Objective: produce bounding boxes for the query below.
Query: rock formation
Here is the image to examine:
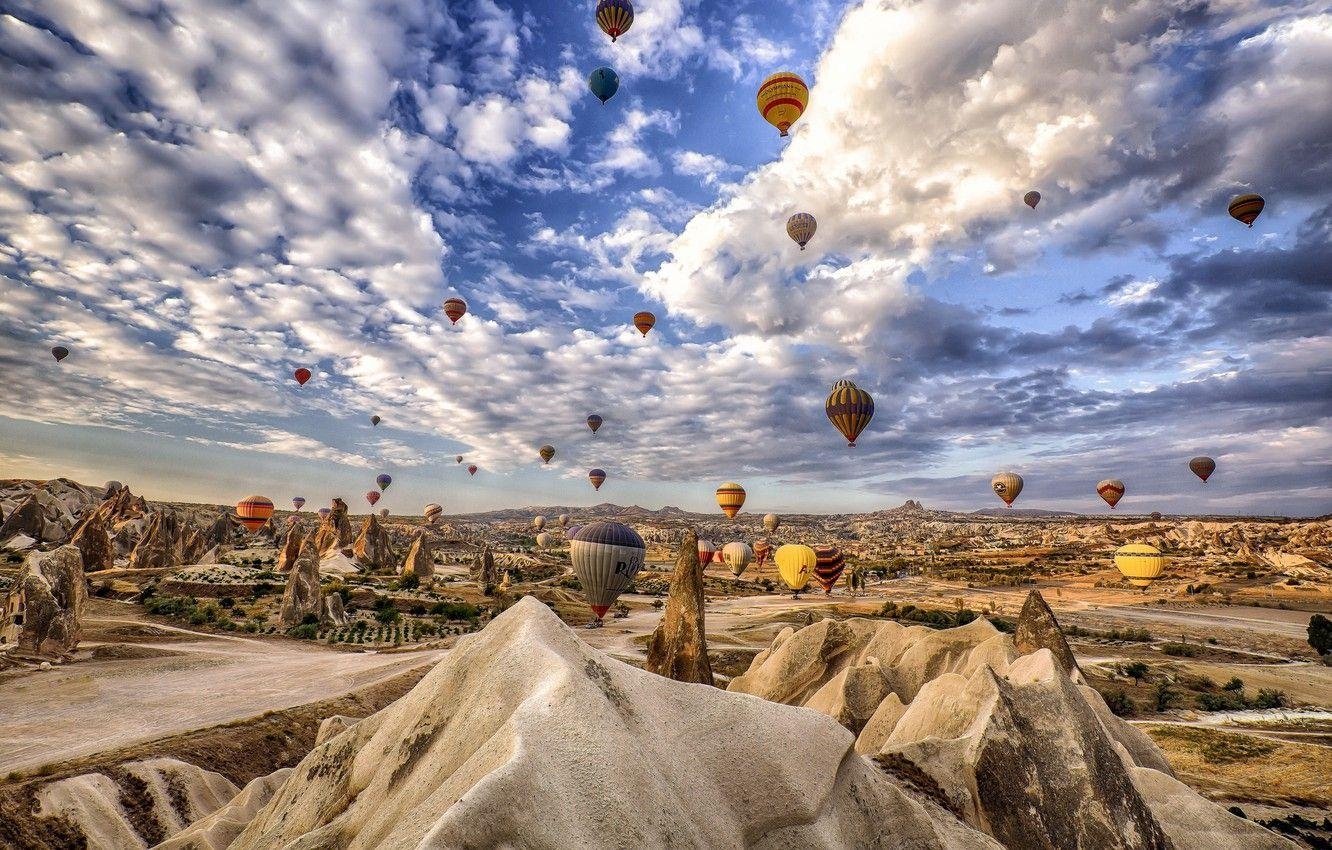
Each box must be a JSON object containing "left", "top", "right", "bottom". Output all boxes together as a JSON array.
[
  {"left": 3, "top": 545, "right": 87, "bottom": 661},
  {"left": 645, "top": 529, "right": 713, "bottom": 685},
  {"left": 69, "top": 510, "right": 115, "bottom": 573},
  {"left": 128, "top": 510, "right": 180, "bottom": 570},
  {"left": 1014, "top": 589, "right": 1080, "bottom": 676},
  {"left": 400, "top": 533, "right": 434, "bottom": 582},
  {"left": 331, "top": 498, "right": 353, "bottom": 547},
  {"left": 321, "top": 592, "right": 349, "bottom": 627},
  {"left": 0, "top": 495, "right": 45, "bottom": 544},
  {"left": 276, "top": 525, "right": 305, "bottom": 573},
  {"left": 352, "top": 515, "right": 394, "bottom": 572},
  {"left": 221, "top": 598, "right": 998, "bottom": 849},
  {"left": 278, "top": 541, "right": 322, "bottom": 629}
]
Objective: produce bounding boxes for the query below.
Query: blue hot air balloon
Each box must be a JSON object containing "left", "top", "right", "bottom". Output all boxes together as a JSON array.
[
  {"left": 376, "top": 473, "right": 392, "bottom": 492},
  {"left": 589, "top": 67, "right": 619, "bottom": 105}
]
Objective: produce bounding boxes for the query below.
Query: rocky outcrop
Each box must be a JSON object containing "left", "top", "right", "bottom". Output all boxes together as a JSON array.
[
  {"left": 157, "top": 768, "right": 292, "bottom": 850},
  {"left": 645, "top": 529, "right": 713, "bottom": 685},
  {"left": 3, "top": 545, "right": 86, "bottom": 660},
  {"left": 308, "top": 499, "right": 352, "bottom": 557},
  {"left": 278, "top": 541, "right": 322, "bottom": 629},
  {"left": 0, "top": 495, "right": 45, "bottom": 544},
  {"left": 128, "top": 510, "right": 180, "bottom": 570},
  {"left": 352, "top": 515, "right": 394, "bottom": 572},
  {"left": 1014, "top": 589, "right": 1080, "bottom": 677},
  {"left": 276, "top": 526, "right": 304, "bottom": 573},
  {"left": 69, "top": 510, "right": 115, "bottom": 573},
  {"left": 223, "top": 598, "right": 998, "bottom": 849},
  {"left": 400, "top": 533, "right": 434, "bottom": 582},
  {"left": 321, "top": 592, "right": 349, "bottom": 627},
  {"left": 315, "top": 715, "right": 359, "bottom": 746}
]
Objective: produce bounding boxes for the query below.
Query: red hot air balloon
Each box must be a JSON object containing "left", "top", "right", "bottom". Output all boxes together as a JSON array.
[
  {"left": 588, "top": 468, "right": 607, "bottom": 490},
  {"left": 293, "top": 368, "right": 311, "bottom": 385},
  {"left": 443, "top": 297, "right": 467, "bottom": 325},
  {"left": 813, "top": 545, "right": 846, "bottom": 595},
  {"left": 467, "top": 465, "right": 478, "bottom": 476},
  {"left": 235, "top": 496, "right": 275, "bottom": 533},
  {"left": 365, "top": 491, "right": 381, "bottom": 506},
  {"left": 633, "top": 311, "right": 656, "bottom": 337}
]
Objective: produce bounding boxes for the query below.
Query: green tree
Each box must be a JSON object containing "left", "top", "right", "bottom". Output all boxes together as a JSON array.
[
  {"left": 1308, "top": 614, "right": 1332, "bottom": 656},
  {"left": 1152, "top": 680, "right": 1177, "bottom": 712},
  {"left": 1123, "top": 661, "right": 1149, "bottom": 684},
  {"left": 1222, "top": 677, "right": 1244, "bottom": 692}
]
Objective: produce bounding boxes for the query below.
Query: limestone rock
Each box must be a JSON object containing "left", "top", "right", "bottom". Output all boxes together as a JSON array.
[
  {"left": 205, "top": 512, "right": 234, "bottom": 548},
  {"left": 129, "top": 510, "right": 180, "bottom": 570},
  {"left": 352, "top": 515, "right": 395, "bottom": 572},
  {"left": 157, "top": 768, "right": 292, "bottom": 850},
  {"left": 315, "top": 715, "right": 359, "bottom": 746},
  {"left": 330, "top": 498, "right": 353, "bottom": 547},
  {"left": 276, "top": 525, "right": 305, "bottom": 573},
  {"left": 3, "top": 545, "right": 86, "bottom": 660},
  {"left": 278, "top": 541, "right": 322, "bottom": 629},
  {"left": 645, "top": 529, "right": 713, "bottom": 685},
  {"left": 400, "top": 533, "right": 434, "bottom": 581},
  {"left": 321, "top": 592, "right": 349, "bottom": 627},
  {"left": 0, "top": 495, "right": 45, "bottom": 543},
  {"left": 1014, "top": 589, "right": 1080, "bottom": 677},
  {"left": 225, "top": 598, "right": 998, "bottom": 849},
  {"left": 70, "top": 510, "right": 116, "bottom": 573}
]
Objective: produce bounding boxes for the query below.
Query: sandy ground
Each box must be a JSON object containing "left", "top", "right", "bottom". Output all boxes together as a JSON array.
[{"left": 0, "top": 615, "right": 445, "bottom": 776}]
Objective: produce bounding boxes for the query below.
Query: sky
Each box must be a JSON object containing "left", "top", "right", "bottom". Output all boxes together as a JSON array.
[{"left": 0, "top": 0, "right": 1329, "bottom": 518}]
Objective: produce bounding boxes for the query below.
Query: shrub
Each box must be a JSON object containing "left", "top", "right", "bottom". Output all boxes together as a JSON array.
[
  {"left": 429, "top": 601, "right": 479, "bottom": 620},
  {"left": 288, "top": 623, "right": 318, "bottom": 640},
  {"left": 399, "top": 574, "right": 420, "bottom": 590},
  {"left": 1162, "top": 642, "right": 1197, "bottom": 657},
  {"left": 1123, "top": 661, "right": 1149, "bottom": 684},
  {"left": 1152, "top": 681, "right": 1177, "bottom": 712},
  {"left": 1308, "top": 614, "right": 1332, "bottom": 656},
  {"left": 1099, "top": 688, "right": 1135, "bottom": 717},
  {"left": 1197, "top": 692, "right": 1246, "bottom": 711},
  {"left": 1252, "top": 688, "right": 1286, "bottom": 709},
  {"left": 1223, "top": 677, "right": 1244, "bottom": 692},
  {"left": 219, "top": 597, "right": 235, "bottom": 609},
  {"left": 375, "top": 606, "right": 400, "bottom": 624}
]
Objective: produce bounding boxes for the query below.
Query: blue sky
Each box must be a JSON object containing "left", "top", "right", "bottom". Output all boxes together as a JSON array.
[{"left": 0, "top": 0, "right": 1329, "bottom": 517}]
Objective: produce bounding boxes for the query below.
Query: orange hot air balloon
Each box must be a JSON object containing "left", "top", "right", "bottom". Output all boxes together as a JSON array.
[
  {"left": 539, "top": 445, "right": 556, "bottom": 464},
  {"left": 1227, "top": 194, "right": 1264, "bottom": 227},
  {"left": 633, "top": 311, "right": 656, "bottom": 337},
  {"left": 825, "top": 379, "right": 874, "bottom": 447},
  {"left": 443, "top": 297, "right": 467, "bottom": 324},
  {"left": 1096, "top": 479, "right": 1125, "bottom": 509},
  {"left": 293, "top": 368, "right": 311, "bottom": 385},
  {"left": 588, "top": 468, "right": 607, "bottom": 490},
  {"left": 756, "top": 72, "right": 808, "bottom": 137},
  {"left": 235, "top": 495, "right": 275, "bottom": 532},
  {"left": 716, "top": 482, "right": 746, "bottom": 518}
]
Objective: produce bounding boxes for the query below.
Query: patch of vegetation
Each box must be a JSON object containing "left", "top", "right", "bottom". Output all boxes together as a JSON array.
[
  {"left": 1064, "top": 624, "right": 1153, "bottom": 643},
  {"left": 1098, "top": 688, "right": 1135, "bottom": 717},
  {"left": 877, "top": 601, "right": 977, "bottom": 629},
  {"left": 428, "top": 601, "right": 479, "bottom": 620},
  {"left": 1162, "top": 642, "right": 1198, "bottom": 657},
  {"left": 288, "top": 623, "right": 318, "bottom": 640}
]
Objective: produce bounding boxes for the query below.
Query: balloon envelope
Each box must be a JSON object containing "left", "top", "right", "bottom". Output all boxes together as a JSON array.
[
  {"left": 697, "top": 539, "right": 716, "bottom": 565},
  {"left": 775, "top": 544, "right": 815, "bottom": 591},
  {"left": 1189, "top": 456, "right": 1215, "bottom": 482},
  {"left": 443, "top": 297, "right": 467, "bottom": 324},
  {"left": 786, "top": 213, "right": 816, "bottom": 250},
  {"left": 763, "top": 513, "right": 780, "bottom": 533},
  {"left": 235, "top": 495, "right": 274, "bottom": 533},
  {"left": 722, "top": 541, "right": 753, "bottom": 578},
  {"left": 292, "top": 496, "right": 306, "bottom": 511},
  {"left": 371, "top": 415, "right": 381, "bottom": 426},
  {"left": 633, "top": 311, "right": 656, "bottom": 337},
  {"left": 376, "top": 474, "right": 392, "bottom": 491},
  {"left": 293, "top": 368, "right": 311, "bottom": 385},
  {"left": 1096, "top": 479, "right": 1125, "bottom": 509},
  {"left": 826, "top": 380, "right": 874, "bottom": 447},
  {"left": 51, "top": 346, "right": 69, "bottom": 362},
  {"left": 716, "top": 482, "right": 746, "bottom": 518},
  {"left": 365, "top": 491, "right": 380, "bottom": 506},
  {"left": 586, "top": 414, "right": 603, "bottom": 435},
  {"left": 991, "top": 472, "right": 1024, "bottom": 506},
  {"left": 756, "top": 72, "right": 808, "bottom": 137},
  {"left": 536, "top": 532, "right": 553, "bottom": 549},
  {"left": 595, "top": 0, "right": 633, "bottom": 41},
  {"left": 753, "top": 538, "right": 772, "bottom": 567},
  {"left": 424, "top": 503, "right": 443, "bottom": 524},
  {"left": 1227, "top": 194, "right": 1264, "bottom": 227},
  {"left": 1114, "top": 544, "right": 1166, "bottom": 587},
  {"left": 468, "top": 465, "right": 478, "bottom": 476},
  {"left": 588, "top": 468, "right": 607, "bottom": 490},
  {"left": 533, "top": 515, "right": 547, "bottom": 531},
  {"left": 455, "top": 455, "right": 464, "bottom": 464},
  {"left": 1024, "top": 190, "right": 1041, "bottom": 209},
  {"left": 588, "top": 67, "right": 619, "bottom": 104},
  {"left": 569, "top": 521, "right": 645, "bottom": 619},
  {"left": 813, "top": 545, "right": 846, "bottom": 594},
  {"left": 539, "top": 445, "right": 556, "bottom": 464},
  {"left": 318, "top": 507, "right": 331, "bottom": 519},
  {"left": 558, "top": 514, "right": 570, "bottom": 527}
]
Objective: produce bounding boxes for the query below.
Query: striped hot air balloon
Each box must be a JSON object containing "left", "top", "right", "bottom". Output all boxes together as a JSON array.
[
  {"left": 443, "top": 297, "right": 467, "bottom": 324},
  {"left": 1114, "top": 544, "right": 1167, "bottom": 588},
  {"left": 826, "top": 379, "right": 874, "bottom": 447},
  {"left": 716, "top": 482, "right": 746, "bottom": 518},
  {"left": 775, "top": 544, "right": 815, "bottom": 593},
  {"left": 712, "top": 549, "right": 727, "bottom": 565},
  {"left": 235, "top": 496, "right": 275, "bottom": 533},
  {"left": 569, "top": 521, "right": 645, "bottom": 624},
  {"left": 753, "top": 538, "right": 772, "bottom": 568},
  {"left": 1189, "top": 456, "right": 1215, "bottom": 483},
  {"left": 813, "top": 545, "right": 845, "bottom": 595},
  {"left": 424, "top": 503, "right": 442, "bottom": 525},
  {"left": 291, "top": 497, "right": 306, "bottom": 511},
  {"left": 539, "top": 445, "right": 555, "bottom": 464},
  {"left": 1227, "top": 194, "right": 1264, "bottom": 227},
  {"left": 588, "top": 468, "right": 607, "bottom": 490},
  {"left": 722, "top": 541, "right": 753, "bottom": 578},
  {"left": 566, "top": 524, "right": 583, "bottom": 539},
  {"left": 756, "top": 72, "right": 808, "bottom": 137},
  {"left": 595, "top": 0, "right": 633, "bottom": 41},
  {"left": 786, "top": 213, "right": 817, "bottom": 250},
  {"left": 1024, "top": 190, "right": 1041, "bottom": 209},
  {"left": 587, "top": 414, "right": 603, "bottom": 435},
  {"left": 698, "top": 539, "right": 716, "bottom": 566},
  {"left": 633, "top": 311, "right": 656, "bottom": 337},
  {"left": 1096, "top": 479, "right": 1125, "bottom": 509},
  {"left": 991, "top": 472, "right": 1024, "bottom": 507},
  {"left": 293, "top": 368, "right": 311, "bottom": 385}
]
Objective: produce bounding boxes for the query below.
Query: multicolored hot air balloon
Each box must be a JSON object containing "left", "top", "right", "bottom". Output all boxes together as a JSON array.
[
  {"left": 1228, "top": 194, "right": 1264, "bottom": 227},
  {"left": 595, "top": 0, "right": 633, "bottom": 41},
  {"left": 536, "top": 531, "right": 553, "bottom": 549},
  {"left": 376, "top": 473, "right": 392, "bottom": 491},
  {"left": 1097, "top": 479, "right": 1125, "bottom": 509},
  {"left": 588, "top": 468, "right": 606, "bottom": 491},
  {"left": 826, "top": 379, "right": 874, "bottom": 447},
  {"left": 763, "top": 513, "right": 780, "bottom": 534},
  {"left": 716, "top": 482, "right": 746, "bottom": 518},
  {"left": 722, "top": 541, "right": 753, "bottom": 578},
  {"left": 566, "top": 524, "right": 583, "bottom": 539},
  {"left": 1189, "top": 456, "right": 1216, "bottom": 482},
  {"left": 443, "top": 297, "right": 467, "bottom": 324},
  {"left": 756, "top": 72, "right": 808, "bottom": 137},
  {"left": 786, "top": 213, "right": 816, "bottom": 250},
  {"left": 588, "top": 67, "right": 619, "bottom": 104},
  {"left": 813, "top": 545, "right": 846, "bottom": 595},
  {"left": 468, "top": 464, "right": 478, "bottom": 476},
  {"left": 1024, "top": 190, "right": 1041, "bottom": 209},
  {"left": 558, "top": 514, "right": 570, "bottom": 528},
  {"left": 370, "top": 415, "right": 381, "bottom": 427},
  {"left": 50, "top": 346, "right": 69, "bottom": 362},
  {"left": 753, "top": 538, "right": 772, "bottom": 568},
  {"left": 424, "top": 503, "right": 442, "bottom": 525},
  {"left": 539, "top": 445, "right": 555, "bottom": 464},
  {"left": 365, "top": 491, "right": 380, "bottom": 506},
  {"left": 292, "top": 496, "right": 306, "bottom": 511},
  {"left": 587, "top": 414, "right": 603, "bottom": 435},
  {"left": 698, "top": 539, "right": 716, "bottom": 566},
  {"left": 775, "top": 544, "right": 815, "bottom": 594},
  {"left": 991, "top": 472, "right": 1024, "bottom": 507},
  {"left": 633, "top": 311, "right": 656, "bottom": 337},
  {"left": 235, "top": 496, "right": 274, "bottom": 533},
  {"left": 1114, "top": 544, "right": 1167, "bottom": 588},
  {"left": 533, "top": 515, "right": 547, "bottom": 532},
  {"left": 569, "top": 521, "right": 644, "bottom": 625},
  {"left": 293, "top": 368, "right": 311, "bottom": 385},
  {"left": 318, "top": 507, "right": 332, "bottom": 519}
]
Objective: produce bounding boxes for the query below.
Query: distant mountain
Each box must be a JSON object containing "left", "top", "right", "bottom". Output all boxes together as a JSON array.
[{"left": 968, "top": 507, "right": 1082, "bottom": 518}]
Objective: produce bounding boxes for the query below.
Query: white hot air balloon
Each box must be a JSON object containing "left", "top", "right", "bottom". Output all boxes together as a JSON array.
[
  {"left": 569, "top": 522, "right": 645, "bottom": 626},
  {"left": 536, "top": 531, "right": 553, "bottom": 549},
  {"left": 722, "top": 541, "right": 754, "bottom": 578}
]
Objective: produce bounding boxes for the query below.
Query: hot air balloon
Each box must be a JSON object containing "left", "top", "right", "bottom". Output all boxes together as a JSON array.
[
  {"left": 763, "top": 513, "right": 780, "bottom": 534},
  {"left": 455, "top": 455, "right": 464, "bottom": 464},
  {"left": 698, "top": 539, "right": 716, "bottom": 566},
  {"left": 1189, "top": 456, "right": 1216, "bottom": 482},
  {"left": 468, "top": 465, "right": 478, "bottom": 476},
  {"left": 775, "top": 544, "right": 815, "bottom": 594},
  {"left": 536, "top": 531, "right": 553, "bottom": 549},
  {"left": 586, "top": 414, "right": 603, "bottom": 435},
  {"left": 588, "top": 468, "right": 606, "bottom": 491},
  {"left": 376, "top": 473, "right": 392, "bottom": 491},
  {"left": 1228, "top": 194, "right": 1264, "bottom": 227},
  {"left": 1096, "top": 479, "right": 1125, "bottom": 509},
  {"left": 293, "top": 368, "right": 311, "bottom": 385},
  {"left": 533, "top": 515, "right": 547, "bottom": 532},
  {"left": 595, "top": 0, "right": 633, "bottom": 41},
  {"left": 991, "top": 472, "right": 1024, "bottom": 507},
  {"left": 786, "top": 213, "right": 816, "bottom": 250},
  {"left": 539, "top": 445, "right": 555, "bottom": 464},
  {"left": 371, "top": 415, "right": 382, "bottom": 427},
  {"left": 1150, "top": 511, "right": 1163, "bottom": 521},
  {"left": 50, "top": 346, "right": 69, "bottom": 362},
  {"left": 318, "top": 507, "right": 332, "bottom": 519},
  {"left": 826, "top": 379, "right": 874, "bottom": 447},
  {"left": 567, "top": 524, "right": 583, "bottom": 540},
  {"left": 558, "top": 514, "right": 570, "bottom": 528},
  {"left": 711, "top": 549, "right": 726, "bottom": 565},
  {"left": 379, "top": 508, "right": 389, "bottom": 519},
  {"left": 588, "top": 67, "right": 619, "bottom": 104},
  {"left": 813, "top": 545, "right": 846, "bottom": 595},
  {"left": 1023, "top": 190, "right": 1041, "bottom": 209},
  {"left": 424, "top": 503, "right": 443, "bottom": 525},
  {"left": 443, "top": 297, "right": 467, "bottom": 324},
  {"left": 753, "top": 538, "right": 772, "bottom": 568},
  {"left": 756, "top": 72, "right": 808, "bottom": 137},
  {"left": 633, "top": 311, "right": 656, "bottom": 337},
  {"left": 292, "top": 496, "right": 306, "bottom": 511},
  {"left": 722, "top": 541, "right": 753, "bottom": 578},
  {"left": 1114, "top": 544, "right": 1167, "bottom": 588},
  {"left": 235, "top": 496, "right": 274, "bottom": 533},
  {"left": 716, "top": 482, "right": 746, "bottom": 518},
  {"left": 569, "top": 521, "right": 644, "bottom": 625},
  {"left": 365, "top": 491, "right": 380, "bottom": 506}
]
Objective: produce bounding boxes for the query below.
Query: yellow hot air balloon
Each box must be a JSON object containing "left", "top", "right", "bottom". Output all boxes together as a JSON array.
[
  {"left": 1227, "top": 193, "right": 1264, "bottom": 227},
  {"left": 775, "top": 544, "right": 815, "bottom": 593},
  {"left": 539, "top": 445, "right": 556, "bottom": 464},
  {"left": 826, "top": 379, "right": 874, "bottom": 447},
  {"left": 991, "top": 472, "right": 1024, "bottom": 507},
  {"left": 786, "top": 213, "right": 816, "bottom": 250},
  {"left": 716, "top": 482, "right": 746, "bottom": 518},
  {"left": 1114, "top": 544, "right": 1167, "bottom": 588},
  {"left": 756, "top": 72, "right": 808, "bottom": 137}
]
